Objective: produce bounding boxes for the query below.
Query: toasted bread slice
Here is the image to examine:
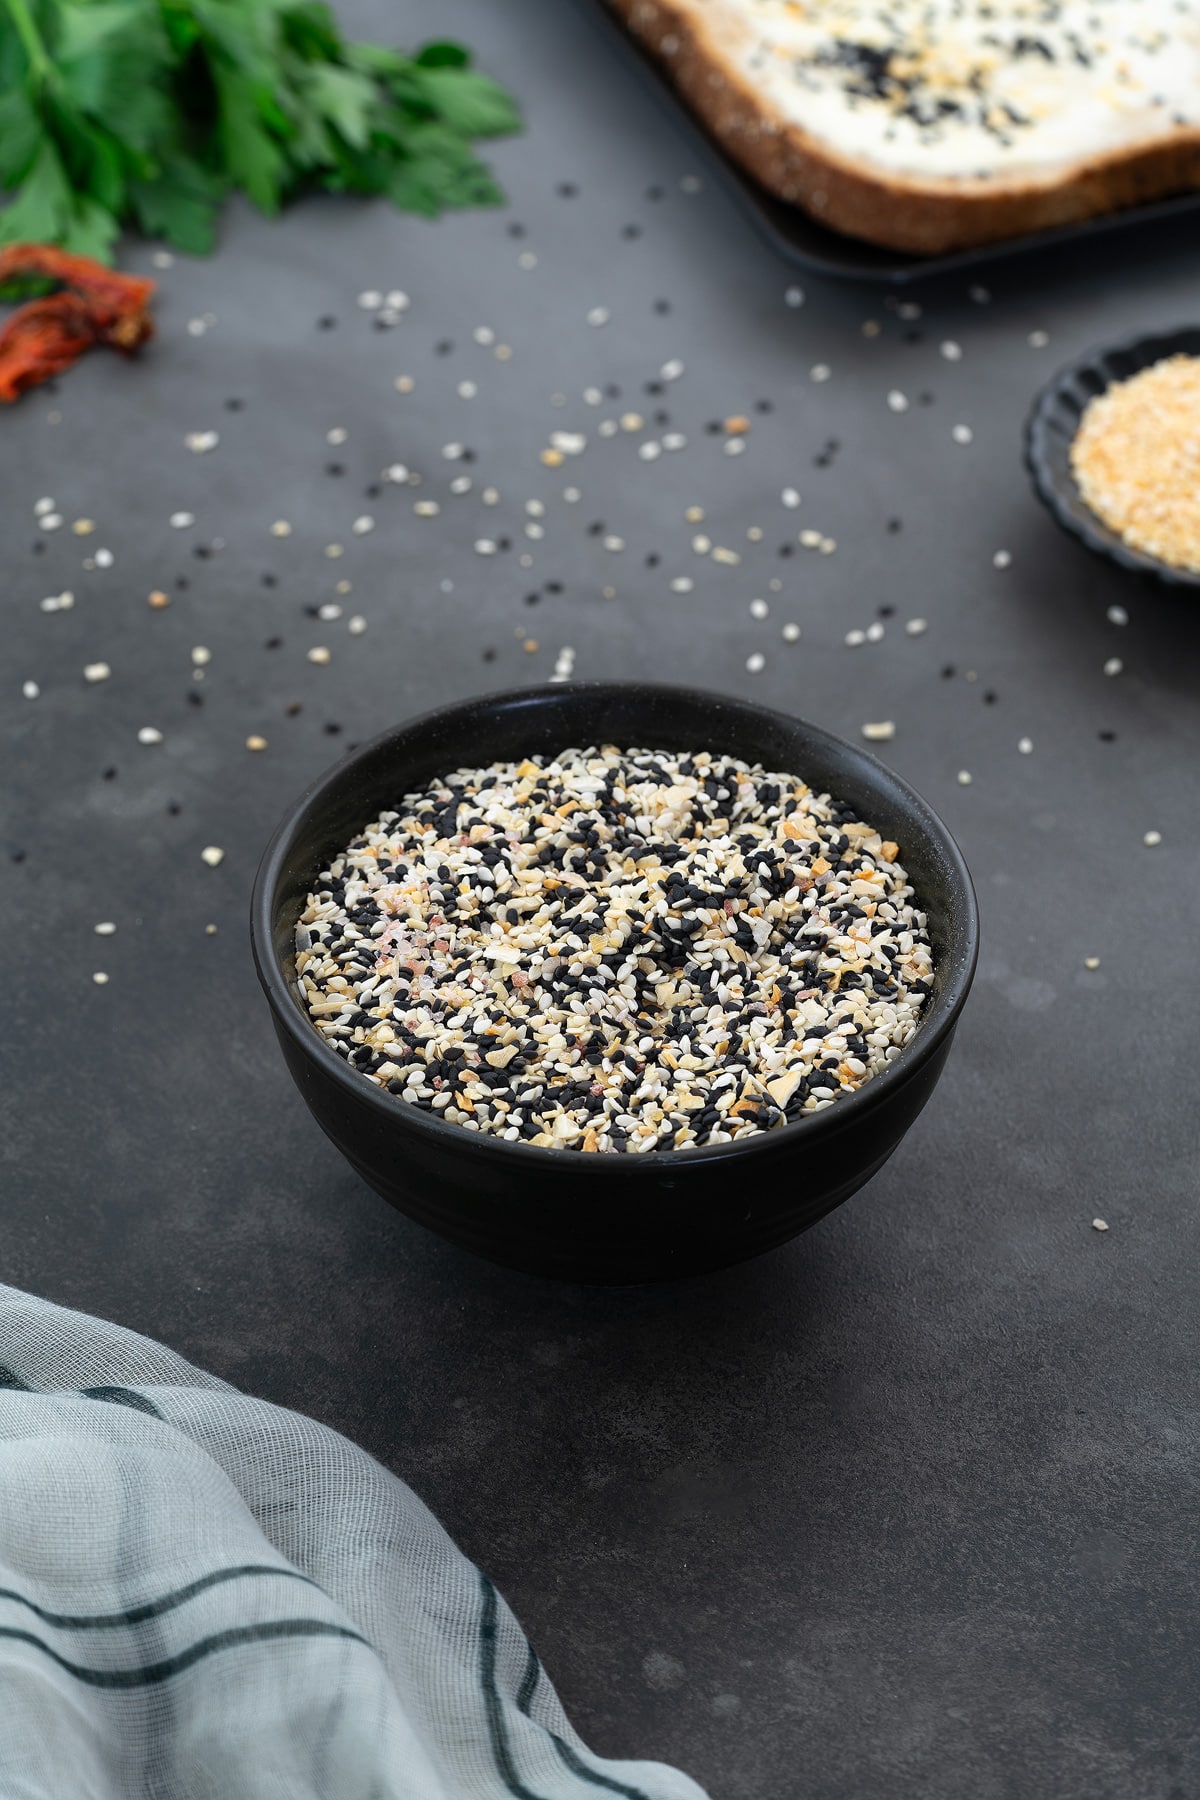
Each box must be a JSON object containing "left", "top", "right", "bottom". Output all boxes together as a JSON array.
[{"left": 608, "top": 0, "right": 1200, "bottom": 254}]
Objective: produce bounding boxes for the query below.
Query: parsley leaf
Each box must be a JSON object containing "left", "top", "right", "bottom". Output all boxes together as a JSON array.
[{"left": 0, "top": 0, "right": 519, "bottom": 260}]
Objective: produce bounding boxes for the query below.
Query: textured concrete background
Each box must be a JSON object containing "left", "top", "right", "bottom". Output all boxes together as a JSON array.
[{"left": 5, "top": 2, "right": 1200, "bottom": 1794}]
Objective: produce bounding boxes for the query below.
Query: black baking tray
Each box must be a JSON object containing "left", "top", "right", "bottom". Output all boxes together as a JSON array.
[{"left": 581, "top": 0, "right": 1200, "bottom": 285}]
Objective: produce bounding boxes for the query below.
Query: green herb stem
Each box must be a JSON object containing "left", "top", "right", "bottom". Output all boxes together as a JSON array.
[{"left": 3, "top": 0, "right": 53, "bottom": 84}]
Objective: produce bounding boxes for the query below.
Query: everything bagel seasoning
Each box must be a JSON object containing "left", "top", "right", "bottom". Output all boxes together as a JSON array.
[{"left": 296, "top": 748, "right": 934, "bottom": 1153}]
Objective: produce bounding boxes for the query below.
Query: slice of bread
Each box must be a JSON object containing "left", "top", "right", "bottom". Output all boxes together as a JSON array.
[{"left": 608, "top": 0, "right": 1200, "bottom": 253}]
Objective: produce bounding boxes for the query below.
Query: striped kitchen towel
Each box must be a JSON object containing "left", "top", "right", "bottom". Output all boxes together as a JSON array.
[{"left": 0, "top": 1284, "right": 708, "bottom": 1800}]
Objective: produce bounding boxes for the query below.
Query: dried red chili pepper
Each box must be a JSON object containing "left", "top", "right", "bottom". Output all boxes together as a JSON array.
[{"left": 0, "top": 245, "right": 155, "bottom": 403}]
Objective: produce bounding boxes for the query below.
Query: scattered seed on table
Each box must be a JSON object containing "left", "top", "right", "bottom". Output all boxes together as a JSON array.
[
  {"left": 348, "top": 616, "right": 367, "bottom": 635},
  {"left": 785, "top": 285, "right": 805, "bottom": 307},
  {"left": 170, "top": 512, "right": 195, "bottom": 529},
  {"left": 1018, "top": 737, "right": 1033, "bottom": 754},
  {"left": 1107, "top": 605, "right": 1129, "bottom": 626},
  {"left": 201, "top": 846, "right": 225, "bottom": 867},
  {"left": 1104, "top": 658, "right": 1123, "bottom": 677},
  {"left": 1028, "top": 331, "right": 1049, "bottom": 348},
  {"left": 94, "top": 549, "right": 114, "bottom": 568},
  {"left": 271, "top": 521, "right": 292, "bottom": 537},
  {"left": 308, "top": 647, "right": 332, "bottom": 665},
  {"left": 782, "top": 623, "right": 801, "bottom": 643},
  {"left": 138, "top": 727, "right": 163, "bottom": 745},
  {"left": 84, "top": 662, "right": 111, "bottom": 683},
  {"left": 906, "top": 618, "right": 928, "bottom": 636},
  {"left": 749, "top": 599, "right": 769, "bottom": 620},
  {"left": 73, "top": 518, "right": 95, "bottom": 535},
  {"left": 940, "top": 341, "right": 962, "bottom": 361},
  {"left": 22, "top": 681, "right": 39, "bottom": 699},
  {"left": 952, "top": 424, "right": 973, "bottom": 445},
  {"left": 191, "top": 646, "right": 211, "bottom": 666},
  {"left": 1092, "top": 1218, "right": 1109, "bottom": 1232},
  {"left": 845, "top": 629, "right": 866, "bottom": 647},
  {"left": 1143, "top": 830, "right": 1162, "bottom": 846},
  {"left": 92, "top": 972, "right": 109, "bottom": 985},
  {"left": 205, "top": 923, "right": 218, "bottom": 935},
  {"left": 246, "top": 735, "right": 268, "bottom": 752},
  {"left": 866, "top": 622, "right": 885, "bottom": 642},
  {"left": 186, "top": 431, "right": 219, "bottom": 453},
  {"left": 957, "top": 770, "right": 973, "bottom": 785},
  {"left": 993, "top": 550, "right": 1012, "bottom": 569},
  {"left": 353, "top": 516, "right": 375, "bottom": 535},
  {"left": 862, "top": 722, "right": 896, "bottom": 741},
  {"left": 745, "top": 652, "right": 765, "bottom": 673},
  {"left": 887, "top": 391, "right": 909, "bottom": 412},
  {"left": 297, "top": 746, "right": 933, "bottom": 1154},
  {"left": 148, "top": 590, "right": 170, "bottom": 608},
  {"left": 94, "top": 922, "right": 116, "bottom": 935},
  {"left": 1084, "top": 957, "right": 1101, "bottom": 970},
  {"left": 810, "top": 364, "right": 831, "bottom": 383}
]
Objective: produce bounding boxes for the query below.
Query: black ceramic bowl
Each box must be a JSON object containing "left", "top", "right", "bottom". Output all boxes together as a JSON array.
[
  {"left": 251, "top": 683, "right": 978, "bottom": 1283},
  {"left": 1025, "top": 325, "right": 1200, "bottom": 590}
]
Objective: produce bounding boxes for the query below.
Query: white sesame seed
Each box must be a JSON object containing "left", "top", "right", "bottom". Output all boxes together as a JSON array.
[
  {"left": 887, "top": 390, "right": 909, "bottom": 413},
  {"left": 604, "top": 535, "right": 625, "bottom": 552},
  {"left": 818, "top": 537, "right": 837, "bottom": 556},
  {"left": 525, "top": 520, "right": 544, "bottom": 537},
  {"left": 39, "top": 513, "right": 63, "bottom": 531},
  {"left": 781, "top": 487, "right": 801, "bottom": 509},
  {"left": 138, "top": 727, "right": 163, "bottom": 745},
  {"left": 1106, "top": 605, "right": 1129, "bottom": 626},
  {"left": 597, "top": 420, "right": 618, "bottom": 438},
  {"left": 662, "top": 433, "right": 687, "bottom": 451},
  {"left": 810, "top": 363, "right": 831, "bottom": 382},
  {"left": 325, "top": 544, "right": 343, "bottom": 559},
  {"left": 200, "top": 845, "right": 225, "bottom": 867},
  {"left": 191, "top": 645, "right": 211, "bottom": 666},
  {"left": 866, "top": 622, "right": 885, "bottom": 643},
  {"left": 957, "top": 770, "right": 973, "bottom": 785},
  {"left": 94, "top": 548, "right": 114, "bottom": 569},
  {"left": 745, "top": 652, "right": 765, "bottom": 673},
  {"left": 72, "top": 519, "right": 94, "bottom": 536},
  {"left": 185, "top": 430, "right": 219, "bottom": 453},
  {"left": 862, "top": 320, "right": 881, "bottom": 337},
  {"left": 905, "top": 618, "right": 928, "bottom": 636},
  {"left": 94, "top": 921, "right": 116, "bottom": 935},
  {"left": 348, "top": 615, "right": 367, "bottom": 635},
  {"left": 692, "top": 534, "right": 712, "bottom": 555},
  {"left": 414, "top": 501, "right": 440, "bottom": 518},
  {"left": 638, "top": 442, "right": 662, "bottom": 461},
  {"left": 246, "top": 735, "right": 268, "bottom": 752},
  {"left": 473, "top": 325, "right": 495, "bottom": 345},
  {"left": 451, "top": 476, "right": 472, "bottom": 496},
  {"left": 308, "top": 646, "right": 331, "bottom": 665},
  {"left": 969, "top": 285, "right": 991, "bottom": 304},
  {"left": 1018, "top": 737, "right": 1033, "bottom": 754},
  {"left": 394, "top": 376, "right": 415, "bottom": 394},
  {"left": 457, "top": 380, "right": 477, "bottom": 399},
  {"left": 583, "top": 387, "right": 603, "bottom": 406},
  {"left": 1103, "top": 657, "right": 1123, "bottom": 677},
  {"left": 352, "top": 515, "right": 375, "bottom": 535},
  {"left": 1143, "top": 830, "right": 1162, "bottom": 846},
  {"left": 671, "top": 577, "right": 694, "bottom": 593},
  {"left": 482, "top": 487, "right": 500, "bottom": 505},
  {"left": 186, "top": 318, "right": 207, "bottom": 336},
  {"left": 862, "top": 721, "right": 896, "bottom": 741},
  {"left": 952, "top": 424, "right": 974, "bottom": 445},
  {"left": 1092, "top": 1218, "right": 1109, "bottom": 1231},
  {"left": 22, "top": 680, "right": 39, "bottom": 699},
  {"left": 551, "top": 431, "right": 586, "bottom": 455},
  {"left": 386, "top": 291, "right": 409, "bottom": 312},
  {"left": 1028, "top": 330, "right": 1049, "bottom": 348},
  {"left": 326, "top": 427, "right": 348, "bottom": 445},
  {"left": 84, "top": 662, "right": 111, "bottom": 683},
  {"left": 993, "top": 549, "right": 1012, "bottom": 569},
  {"left": 1084, "top": 957, "right": 1101, "bottom": 970},
  {"left": 40, "top": 595, "right": 60, "bottom": 613},
  {"left": 475, "top": 539, "right": 497, "bottom": 556},
  {"left": 845, "top": 629, "right": 866, "bottom": 647},
  {"left": 152, "top": 250, "right": 174, "bottom": 269},
  {"left": 170, "top": 511, "right": 195, "bottom": 529},
  {"left": 660, "top": 359, "right": 685, "bottom": 382},
  {"left": 800, "top": 529, "right": 822, "bottom": 548},
  {"left": 723, "top": 438, "right": 746, "bottom": 456},
  {"left": 781, "top": 623, "right": 801, "bottom": 642},
  {"left": 940, "top": 340, "right": 963, "bottom": 361},
  {"left": 749, "top": 598, "right": 769, "bottom": 620},
  {"left": 34, "top": 496, "right": 56, "bottom": 517},
  {"left": 525, "top": 499, "right": 545, "bottom": 517},
  {"left": 784, "top": 285, "right": 805, "bottom": 308},
  {"left": 357, "top": 290, "right": 383, "bottom": 310},
  {"left": 270, "top": 520, "right": 292, "bottom": 537},
  {"left": 317, "top": 605, "right": 342, "bottom": 622},
  {"left": 586, "top": 306, "right": 610, "bottom": 327},
  {"left": 92, "top": 971, "right": 109, "bottom": 985},
  {"left": 897, "top": 301, "right": 922, "bottom": 321}
]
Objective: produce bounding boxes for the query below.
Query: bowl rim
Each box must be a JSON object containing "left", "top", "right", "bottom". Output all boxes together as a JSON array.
[
  {"left": 250, "top": 680, "right": 979, "bottom": 1174},
  {"left": 1024, "top": 322, "right": 1200, "bottom": 591}
]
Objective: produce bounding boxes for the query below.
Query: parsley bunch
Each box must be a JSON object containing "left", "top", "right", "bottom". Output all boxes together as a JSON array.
[{"left": 0, "top": 0, "right": 521, "bottom": 261}]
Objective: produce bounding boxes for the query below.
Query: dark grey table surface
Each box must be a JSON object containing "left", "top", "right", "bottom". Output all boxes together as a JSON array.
[{"left": 5, "top": 3, "right": 1200, "bottom": 1795}]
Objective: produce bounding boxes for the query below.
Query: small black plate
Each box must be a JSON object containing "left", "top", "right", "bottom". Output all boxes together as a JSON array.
[
  {"left": 1025, "top": 325, "right": 1200, "bottom": 591},
  {"left": 581, "top": 0, "right": 1200, "bottom": 286}
]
